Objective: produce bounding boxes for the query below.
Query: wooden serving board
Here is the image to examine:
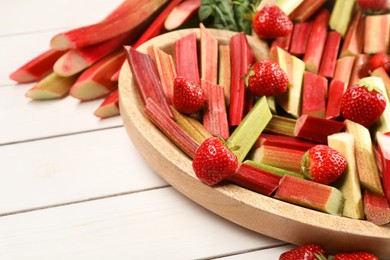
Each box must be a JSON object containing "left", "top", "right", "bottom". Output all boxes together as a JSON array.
[{"left": 118, "top": 28, "right": 390, "bottom": 258}]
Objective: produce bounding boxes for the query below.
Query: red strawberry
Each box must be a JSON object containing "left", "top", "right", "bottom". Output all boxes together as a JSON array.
[
  {"left": 173, "top": 76, "right": 206, "bottom": 114},
  {"left": 279, "top": 244, "right": 327, "bottom": 260},
  {"left": 252, "top": 5, "right": 293, "bottom": 39},
  {"left": 192, "top": 137, "right": 238, "bottom": 186},
  {"left": 332, "top": 252, "right": 379, "bottom": 260},
  {"left": 301, "top": 145, "right": 347, "bottom": 185},
  {"left": 369, "top": 53, "right": 390, "bottom": 73},
  {"left": 340, "top": 85, "right": 386, "bottom": 128},
  {"left": 357, "top": 0, "right": 389, "bottom": 14},
  {"left": 245, "top": 60, "right": 289, "bottom": 97}
]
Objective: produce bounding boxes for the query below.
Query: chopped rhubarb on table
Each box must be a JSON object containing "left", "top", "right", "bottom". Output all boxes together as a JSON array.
[
  {"left": 228, "top": 163, "right": 282, "bottom": 196},
  {"left": 50, "top": 0, "right": 168, "bottom": 50},
  {"left": 229, "top": 32, "right": 255, "bottom": 126},
  {"left": 202, "top": 80, "right": 229, "bottom": 140},
  {"left": 94, "top": 89, "right": 120, "bottom": 119},
  {"left": 302, "top": 9, "right": 330, "bottom": 73},
  {"left": 289, "top": 0, "right": 326, "bottom": 22},
  {"left": 319, "top": 31, "right": 342, "bottom": 79},
  {"left": 294, "top": 115, "right": 346, "bottom": 144},
  {"left": 144, "top": 98, "right": 199, "bottom": 159},
  {"left": 274, "top": 175, "right": 344, "bottom": 215},
  {"left": 289, "top": 22, "right": 312, "bottom": 57},
  {"left": 325, "top": 79, "right": 346, "bottom": 120},
  {"left": 175, "top": 32, "right": 200, "bottom": 84},
  {"left": 9, "top": 49, "right": 66, "bottom": 83},
  {"left": 340, "top": 10, "right": 365, "bottom": 57},
  {"left": 258, "top": 133, "right": 316, "bottom": 151},
  {"left": 200, "top": 23, "right": 218, "bottom": 84},
  {"left": 332, "top": 56, "right": 356, "bottom": 87},
  {"left": 164, "top": 0, "right": 200, "bottom": 31},
  {"left": 364, "top": 14, "right": 390, "bottom": 54},
  {"left": 363, "top": 190, "right": 390, "bottom": 225},
  {"left": 125, "top": 46, "right": 173, "bottom": 119},
  {"left": 301, "top": 71, "right": 327, "bottom": 118},
  {"left": 70, "top": 50, "right": 125, "bottom": 101}
]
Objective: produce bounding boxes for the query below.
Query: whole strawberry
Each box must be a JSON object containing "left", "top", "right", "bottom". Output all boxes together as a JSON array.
[
  {"left": 192, "top": 137, "right": 238, "bottom": 186},
  {"left": 332, "top": 252, "right": 379, "bottom": 260},
  {"left": 357, "top": 0, "right": 389, "bottom": 14},
  {"left": 340, "top": 85, "right": 386, "bottom": 128},
  {"left": 173, "top": 76, "right": 206, "bottom": 114},
  {"left": 301, "top": 145, "right": 347, "bottom": 185},
  {"left": 245, "top": 60, "right": 288, "bottom": 97},
  {"left": 369, "top": 53, "right": 390, "bottom": 73},
  {"left": 252, "top": 5, "right": 293, "bottom": 39},
  {"left": 279, "top": 244, "right": 327, "bottom": 260}
]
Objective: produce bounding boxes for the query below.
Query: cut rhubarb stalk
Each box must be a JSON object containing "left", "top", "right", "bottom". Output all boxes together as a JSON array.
[
  {"left": 144, "top": 98, "right": 199, "bottom": 158},
  {"left": 171, "top": 107, "right": 212, "bottom": 145},
  {"left": 200, "top": 23, "right": 218, "bottom": 84},
  {"left": 244, "top": 160, "right": 303, "bottom": 178},
  {"left": 325, "top": 79, "right": 346, "bottom": 120},
  {"left": 271, "top": 34, "right": 292, "bottom": 52},
  {"left": 164, "top": 0, "right": 200, "bottom": 31},
  {"left": 259, "top": 133, "right": 316, "bottom": 151},
  {"left": 125, "top": 46, "right": 173, "bottom": 118},
  {"left": 302, "top": 9, "right": 330, "bottom": 73},
  {"left": 218, "top": 45, "right": 231, "bottom": 106},
  {"left": 340, "top": 10, "right": 365, "bottom": 57},
  {"left": 229, "top": 32, "right": 255, "bottom": 126},
  {"left": 364, "top": 14, "right": 390, "bottom": 54},
  {"left": 345, "top": 119, "right": 384, "bottom": 195},
  {"left": 289, "top": 0, "right": 326, "bottom": 22},
  {"left": 294, "top": 115, "right": 345, "bottom": 144},
  {"left": 50, "top": 0, "right": 168, "bottom": 50},
  {"left": 328, "top": 132, "right": 364, "bottom": 220},
  {"left": 269, "top": 46, "right": 293, "bottom": 87},
  {"left": 274, "top": 175, "right": 344, "bottom": 215},
  {"left": 349, "top": 54, "right": 370, "bottom": 87},
  {"left": 372, "top": 67, "right": 390, "bottom": 98},
  {"left": 289, "top": 22, "right": 312, "bottom": 57},
  {"left": 70, "top": 51, "right": 125, "bottom": 101},
  {"left": 226, "top": 96, "right": 272, "bottom": 163},
  {"left": 319, "top": 31, "right": 342, "bottom": 78},
  {"left": 25, "top": 72, "right": 78, "bottom": 100},
  {"left": 376, "top": 132, "right": 390, "bottom": 203},
  {"left": 202, "top": 80, "right": 229, "bottom": 140},
  {"left": 53, "top": 32, "right": 134, "bottom": 77},
  {"left": 9, "top": 49, "right": 66, "bottom": 83},
  {"left": 250, "top": 144, "right": 305, "bottom": 173},
  {"left": 147, "top": 46, "right": 177, "bottom": 105},
  {"left": 228, "top": 163, "right": 282, "bottom": 196},
  {"left": 277, "top": 55, "right": 305, "bottom": 118},
  {"left": 301, "top": 71, "right": 327, "bottom": 118},
  {"left": 332, "top": 56, "right": 356, "bottom": 87},
  {"left": 175, "top": 32, "right": 200, "bottom": 84},
  {"left": 264, "top": 115, "right": 297, "bottom": 137},
  {"left": 273, "top": 0, "right": 304, "bottom": 15},
  {"left": 93, "top": 89, "right": 119, "bottom": 119},
  {"left": 359, "top": 76, "right": 390, "bottom": 133},
  {"left": 329, "top": 0, "right": 355, "bottom": 37},
  {"left": 363, "top": 190, "right": 390, "bottom": 225}
]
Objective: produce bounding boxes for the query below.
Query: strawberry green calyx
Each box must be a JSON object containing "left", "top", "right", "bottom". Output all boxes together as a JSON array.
[
  {"left": 300, "top": 150, "right": 312, "bottom": 180},
  {"left": 358, "top": 80, "right": 384, "bottom": 94}
]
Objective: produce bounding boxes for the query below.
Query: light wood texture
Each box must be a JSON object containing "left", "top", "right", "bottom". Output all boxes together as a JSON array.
[{"left": 119, "top": 28, "right": 390, "bottom": 258}]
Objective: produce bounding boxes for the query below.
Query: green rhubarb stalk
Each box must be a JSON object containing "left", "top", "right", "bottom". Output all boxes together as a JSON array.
[
  {"left": 226, "top": 96, "right": 272, "bottom": 163},
  {"left": 329, "top": 0, "right": 355, "bottom": 37},
  {"left": 264, "top": 115, "right": 297, "bottom": 137},
  {"left": 244, "top": 160, "right": 303, "bottom": 178}
]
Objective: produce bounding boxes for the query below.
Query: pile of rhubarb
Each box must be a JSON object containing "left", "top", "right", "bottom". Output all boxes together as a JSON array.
[
  {"left": 9, "top": 0, "right": 201, "bottom": 119},
  {"left": 127, "top": 0, "right": 390, "bottom": 227}
]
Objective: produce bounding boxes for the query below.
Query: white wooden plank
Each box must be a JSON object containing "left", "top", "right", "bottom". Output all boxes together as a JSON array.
[
  {"left": 0, "top": 0, "right": 124, "bottom": 36},
  {"left": 0, "top": 84, "right": 123, "bottom": 144},
  {"left": 0, "top": 127, "right": 167, "bottom": 215},
  {"left": 0, "top": 188, "right": 283, "bottom": 260}
]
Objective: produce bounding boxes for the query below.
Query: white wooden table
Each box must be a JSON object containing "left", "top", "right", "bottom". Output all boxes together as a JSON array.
[{"left": 0, "top": 1, "right": 295, "bottom": 259}]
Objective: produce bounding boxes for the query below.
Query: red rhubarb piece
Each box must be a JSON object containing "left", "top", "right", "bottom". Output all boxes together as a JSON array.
[
  {"left": 301, "top": 71, "right": 328, "bottom": 118},
  {"left": 376, "top": 132, "right": 390, "bottom": 203},
  {"left": 289, "top": 0, "right": 327, "bottom": 22},
  {"left": 289, "top": 22, "right": 312, "bottom": 57},
  {"left": 164, "top": 0, "right": 200, "bottom": 31},
  {"left": 332, "top": 56, "right": 356, "bottom": 87},
  {"left": 349, "top": 54, "right": 371, "bottom": 87},
  {"left": 319, "top": 31, "right": 342, "bottom": 79},
  {"left": 325, "top": 79, "right": 346, "bottom": 120},
  {"left": 175, "top": 32, "right": 200, "bottom": 84},
  {"left": 363, "top": 189, "right": 390, "bottom": 225},
  {"left": 200, "top": 23, "right": 218, "bottom": 84},
  {"left": 259, "top": 133, "right": 316, "bottom": 151},
  {"left": 94, "top": 89, "right": 119, "bottom": 119},
  {"left": 340, "top": 10, "right": 365, "bottom": 57}
]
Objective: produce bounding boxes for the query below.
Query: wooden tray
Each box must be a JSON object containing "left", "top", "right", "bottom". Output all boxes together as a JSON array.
[{"left": 118, "top": 28, "right": 390, "bottom": 258}]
